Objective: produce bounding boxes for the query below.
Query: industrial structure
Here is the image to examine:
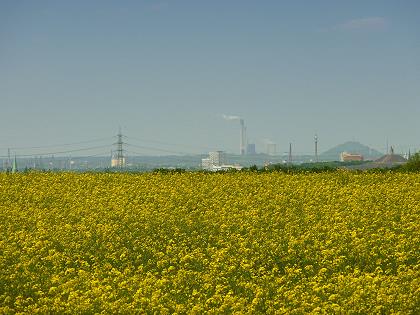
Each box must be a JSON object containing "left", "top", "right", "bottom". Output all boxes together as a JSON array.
[
  {"left": 239, "top": 119, "right": 246, "bottom": 155},
  {"left": 288, "top": 143, "right": 292, "bottom": 164},
  {"left": 2, "top": 125, "right": 417, "bottom": 172},
  {"left": 223, "top": 115, "right": 247, "bottom": 155},
  {"left": 111, "top": 129, "right": 126, "bottom": 168}
]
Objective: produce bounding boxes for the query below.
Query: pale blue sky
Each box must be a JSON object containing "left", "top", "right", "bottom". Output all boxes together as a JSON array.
[{"left": 1, "top": 0, "right": 419, "bottom": 155}]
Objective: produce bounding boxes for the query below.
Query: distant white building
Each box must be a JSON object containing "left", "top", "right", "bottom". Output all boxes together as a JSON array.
[
  {"left": 210, "top": 164, "right": 243, "bottom": 171},
  {"left": 202, "top": 151, "right": 242, "bottom": 171},
  {"left": 209, "top": 151, "right": 225, "bottom": 166},
  {"left": 201, "top": 158, "right": 212, "bottom": 170},
  {"left": 202, "top": 151, "right": 225, "bottom": 170}
]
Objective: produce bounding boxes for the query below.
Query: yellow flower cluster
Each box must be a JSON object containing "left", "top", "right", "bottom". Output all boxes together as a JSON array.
[{"left": 0, "top": 172, "right": 419, "bottom": 313}]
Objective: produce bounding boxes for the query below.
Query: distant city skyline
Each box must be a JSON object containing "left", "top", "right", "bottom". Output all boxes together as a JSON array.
[{"left": 1, "top": 1, "right": 419, "bottom": 156}]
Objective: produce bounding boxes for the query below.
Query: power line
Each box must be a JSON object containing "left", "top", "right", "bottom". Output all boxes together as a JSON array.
[
  {"left": 124, "top": 143, "right": 193, "bottom": 155},
  {"left": 69, "top": 152, "right": 111, "bottom": 160},
  {"left": 0, "top": 144, "right": 112, "bottom": 158},
  {"left": 125, "top": 150, "right": 147, "bottom": 157},
  {"left": 0, "top": 137, "right": 114, "bottom": 151}
]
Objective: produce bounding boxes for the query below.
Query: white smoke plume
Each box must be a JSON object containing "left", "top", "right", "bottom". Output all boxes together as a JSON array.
[
  {"left": 222, "top": 114, "right": 241, "bottom": 121},
  {"left": 262, "top": 138, "right": 275, "bottom": 144}
]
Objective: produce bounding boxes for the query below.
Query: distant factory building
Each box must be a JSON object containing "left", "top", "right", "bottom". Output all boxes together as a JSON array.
[
  {"left": 247, "top": 143, "right": 256, "bottom": 155},
  {"left": 340, "top": 152, "right": 364, "bottom": 162}
]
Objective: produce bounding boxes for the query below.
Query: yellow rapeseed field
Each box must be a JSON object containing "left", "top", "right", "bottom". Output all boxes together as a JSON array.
[{"left": 1, "top": 172, "right": 419, "bottom": 314}]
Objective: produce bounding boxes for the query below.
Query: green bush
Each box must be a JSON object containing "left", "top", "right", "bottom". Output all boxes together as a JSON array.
[{"left": 403, "top": 153, "right": 420, "bottom": 171}]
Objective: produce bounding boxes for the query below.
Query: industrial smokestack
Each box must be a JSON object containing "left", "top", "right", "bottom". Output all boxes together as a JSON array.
[
  {"left": 240, "top": 119, "right": 246, "bottom": 155},
  {"left": 223, "top": 114, "right": 247, "bottom": 155},
  {"left": 288, "top": 143, "right": 292, "bottom": 164}
]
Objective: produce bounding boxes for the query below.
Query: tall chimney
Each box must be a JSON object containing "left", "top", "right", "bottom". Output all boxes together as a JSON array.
[
  {"left": 288, "top": 143, "right": 292, "bottom": 164},
  {"left": 240, "top": 119, "right": 246, "bottom": 155}
]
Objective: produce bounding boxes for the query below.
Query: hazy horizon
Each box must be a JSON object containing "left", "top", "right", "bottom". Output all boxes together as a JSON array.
[{"left": 1, "top": 1, "right": 419, "bottom": 157}]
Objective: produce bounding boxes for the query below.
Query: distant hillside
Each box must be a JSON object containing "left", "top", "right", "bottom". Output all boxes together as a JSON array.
[{"left": 321, "top": 141, "right": 383, "bottom": 160}]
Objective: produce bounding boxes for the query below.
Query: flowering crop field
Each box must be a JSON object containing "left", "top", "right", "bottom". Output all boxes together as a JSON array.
[{"left": 1, "top": 172, "right": 419, "bottom": 314}]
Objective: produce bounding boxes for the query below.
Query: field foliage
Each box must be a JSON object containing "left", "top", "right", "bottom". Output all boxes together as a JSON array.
[{"left": 1, "top": 172, "right": 419, "bottom": 313}]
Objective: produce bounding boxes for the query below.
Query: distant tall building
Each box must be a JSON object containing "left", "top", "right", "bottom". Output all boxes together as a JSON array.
[
  {"left": 209, "top": 151, "right": 226, "bottom": 166},
  {"left": 247, "top": 143, "right": 256, "bottom": 155},
  {"left": 202, "top": 151, "right": 242, "bottom": 171},
  {"left": 202, "top": 151, "right": 231, "bottom": 170}
]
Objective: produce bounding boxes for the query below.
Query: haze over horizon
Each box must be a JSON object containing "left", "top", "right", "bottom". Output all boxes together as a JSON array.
[{"left": 1, "top": 1, "right": 419, "bottom": 156}]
